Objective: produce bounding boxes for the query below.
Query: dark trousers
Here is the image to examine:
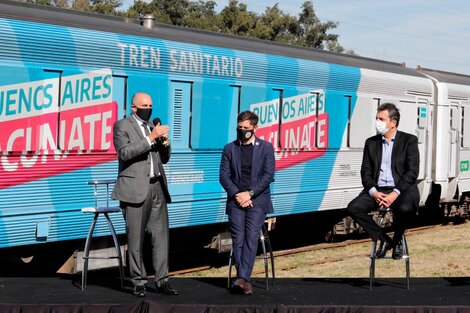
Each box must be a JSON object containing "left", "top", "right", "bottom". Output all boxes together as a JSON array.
[
  {"left": 121, "top": 180, "right": 169, "bottom": 287},
  {"left": 228, "top": 204, "right": 266, "bottom": 282},
  {"left": 347, "top": 187, "right": 418, "bottom": 243}
]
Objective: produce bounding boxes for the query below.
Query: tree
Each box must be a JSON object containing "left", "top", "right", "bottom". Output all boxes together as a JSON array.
[
  {"left": 251, "top": 4, "right": 298, "bottom": 43},
  {"left": 89, "top": 0, "right": 122, "bottom": 15},
  {"left": 71, "top": 0, "right": 89, "bottom": 11},
  {"left": 297, "top": 1, "right": 344, "bottom": 52},
  {"left": 182, "top": 0, "right": 222, "bottom": 31},
  {"left": 219, "top": 0, "right": 256, "bottom": 36},
  {"left": 26, "top": 0, "right": 53, "bottom": 5}
]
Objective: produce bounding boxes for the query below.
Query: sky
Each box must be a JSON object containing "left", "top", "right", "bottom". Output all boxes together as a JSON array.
[{"left": 121, "top": 0, "right": 470, "bottom": 76}]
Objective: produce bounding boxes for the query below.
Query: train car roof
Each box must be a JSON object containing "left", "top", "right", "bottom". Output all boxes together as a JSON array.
[
  {"left": 0, "top": 0, "right": 426, "bottom": 78},
  {"left": 419, "top": 68, "right": 470, "bottom": 86}
]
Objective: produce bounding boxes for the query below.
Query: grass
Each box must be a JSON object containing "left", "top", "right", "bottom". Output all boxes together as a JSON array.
[{"left": 176, "top": 221, "right": 470, "bottom": 279}]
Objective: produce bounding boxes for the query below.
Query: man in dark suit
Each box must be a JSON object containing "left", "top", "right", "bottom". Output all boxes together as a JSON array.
[
  {"left": 219, "top": 110, "right": 275, "bottom": 295},
  {"left": 112, "top": 92, "right": 178, "bottom": 297},
  {"left": 347, "top": 103, "right": 419, "bottom": 259}
]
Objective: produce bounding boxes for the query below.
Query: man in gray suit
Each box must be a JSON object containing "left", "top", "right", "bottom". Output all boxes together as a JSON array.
[{"left": 112, "top": 92, "right": 178, "bottom": 297}]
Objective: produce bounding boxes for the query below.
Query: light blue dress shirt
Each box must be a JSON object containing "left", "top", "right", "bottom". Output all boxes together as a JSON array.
[{"left": 369, "top": 132, "right": 401, "bottom": 196}]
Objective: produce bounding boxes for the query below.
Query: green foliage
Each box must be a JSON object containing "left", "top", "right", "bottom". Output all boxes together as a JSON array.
[
  {"left": 219, "top": 0, "right": 256, "bottom": 36},
  {"left": 26, "top": 0, "right": 355, "bottom": 55}
]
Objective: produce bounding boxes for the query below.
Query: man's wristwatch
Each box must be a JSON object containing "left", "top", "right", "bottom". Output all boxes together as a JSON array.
[{"left": 249, "top": 190, "right": 254, "bottom": 198}]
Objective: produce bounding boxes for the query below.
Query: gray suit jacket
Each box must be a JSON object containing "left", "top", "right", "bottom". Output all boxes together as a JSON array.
[{"left": 112, "top": 115, "right": 171, "bottom": 204}]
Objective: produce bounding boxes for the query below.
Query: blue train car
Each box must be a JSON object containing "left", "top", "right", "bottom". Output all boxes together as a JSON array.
[{"left": 3, "top": 0, "right": 467, "bottom": 254}]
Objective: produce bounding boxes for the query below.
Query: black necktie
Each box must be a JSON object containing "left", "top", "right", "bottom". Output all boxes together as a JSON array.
[{"left": 142, "top": 122, "right": 160, "bottom": 177}]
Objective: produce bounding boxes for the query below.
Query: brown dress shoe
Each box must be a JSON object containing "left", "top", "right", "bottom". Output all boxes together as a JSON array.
[
  {"left": 243, "top": 281, "right": 253, "bottom": 295},
  {"left": 230, "top": 278, "right": 245, "bottom": 294}
]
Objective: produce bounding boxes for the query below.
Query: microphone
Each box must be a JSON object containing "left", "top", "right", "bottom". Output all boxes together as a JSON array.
[
  {"left": 152, "top": 117, "right": 161, "bottom": 126},
  {"left": 152, "top": 117, "right": 170, "bottom": 147}
]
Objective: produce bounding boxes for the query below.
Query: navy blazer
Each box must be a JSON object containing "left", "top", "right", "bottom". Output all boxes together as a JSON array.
[
  {"left": 219, "top": 137, "right": 275, "bottom": 214},
  {"left": 361, "top": 130, "right": 419, "bottom": 195}
]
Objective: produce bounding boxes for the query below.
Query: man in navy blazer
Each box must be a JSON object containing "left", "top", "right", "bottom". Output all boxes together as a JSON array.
[
  {"left": 219, "top": 110, "right": 275, "bottom": 295},
  {"left": 347, "top": 103, "right": 419, "bottom": 259}
]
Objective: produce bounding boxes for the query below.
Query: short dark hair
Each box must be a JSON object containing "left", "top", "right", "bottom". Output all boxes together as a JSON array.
[
  {"left": 237, "top": 110, "right": 259, "bottom": 126},
  {"left": 378, "top": 103, "right": 400, "bottom": 126}
]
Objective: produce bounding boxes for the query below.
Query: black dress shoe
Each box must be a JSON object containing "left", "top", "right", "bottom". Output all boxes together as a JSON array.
[
  {"left": 156, "top": 281, "right": 179, "bottom": 295},
  {"left": 392, "top": 242, "right": 404, "bottom": 259},
  {"left": 133, "top": 285, "right": 146, "bottom": 297},
  {"left": 376, "top": 240, "right": 392, "bottom": 258}
]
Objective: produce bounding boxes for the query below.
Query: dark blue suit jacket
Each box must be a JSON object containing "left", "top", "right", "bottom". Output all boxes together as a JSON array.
[{"left": 219, "top": 137, "right": 275, "bottom": 214}]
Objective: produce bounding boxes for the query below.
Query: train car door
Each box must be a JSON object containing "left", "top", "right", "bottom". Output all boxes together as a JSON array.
[
  {"left": 397, "top": 99, "right": 431, "bottom": 203},
  {"left": 448, "top": 102, "right": 460, "bottom": 179},
  {"left": 442, "top": 101, "right": 461, "bottom": 201},
  {"left": 459, "top": 102, "right": 470, "bottom": 193}
]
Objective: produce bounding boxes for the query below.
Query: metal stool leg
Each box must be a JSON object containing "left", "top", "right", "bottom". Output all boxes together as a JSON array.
[
  {"left": 369, "top": 240, "right": 377, "bottom": 290},
  {"left": 104, "top": 213, "right": 124, "bottom": 289},
  {"left": 259, "top": 229, "right": 269, "bottom": 290},
  {"left": 227, "top": 249, "right": 234, "bottom": 289},
  {"left": 402, "top": 235, "right": 410, "bottom": 290},
  {"left": 265, "top": 231, "right": 275, "bottom": 286},
  {"left": 82, "top": 213, "right": 99, "bottom": 290}
]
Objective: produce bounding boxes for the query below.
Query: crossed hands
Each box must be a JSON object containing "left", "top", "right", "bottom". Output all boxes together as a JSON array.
[
  {"left": 235, "top": 191, "right": 253, "bottom": 208},
  {"left": 372, "top": 191, "right": 398, "bottom": 208}
]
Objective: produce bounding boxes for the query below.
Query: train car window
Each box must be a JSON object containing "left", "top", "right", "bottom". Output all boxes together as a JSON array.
[
  {"left": 274, "top": 89, "right": 283, "bottom": 149},
  {"left": 343, "top": 95, "right": 352, "bottom": 148},
  {"left": 170, "top": 81, "right": 191, "bottom": 150},
  {"left": 231, "top": 85, "right": 242, "bottom": 114},
  {"left": 277, "top": 89, "right": 326, "bottom": 150},
  {"left": 462, "top": 106, "right": 470, "bottom": 148},
  {"left": 450, "top": 107, "right": 459, "bottom": 131},
  {"left": 190, "top": 83, "right": 239, "bottom": 150},
  {"left": 313, "top": 91, "right": 327, "bottom": 149},
  {"left": 112, "top": 75, "right": 127, "bottom": 119},
  {"left": 349, "top": 97, "right": 377, "bottom": 148},
  {"left": 397, "top": 100, "right": 418, "bottom": 136}
]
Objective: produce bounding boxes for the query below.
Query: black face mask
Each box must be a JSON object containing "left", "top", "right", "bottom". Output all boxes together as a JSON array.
[
  {"left": 237, "top": 128, "right": 254, "bottom": 142},
  {"left": 135, "top": 108, "right": 152, "bottom": 121}
]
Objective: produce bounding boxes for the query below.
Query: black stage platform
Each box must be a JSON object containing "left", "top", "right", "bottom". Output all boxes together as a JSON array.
[{"left": 1, "top": 275, "right": 470, "bottom": 312}]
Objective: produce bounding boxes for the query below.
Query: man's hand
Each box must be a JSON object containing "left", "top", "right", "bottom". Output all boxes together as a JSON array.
[
  {"left": 235, "top": 191, "right": 252, "bottom": 208},
  {"left": 372, "top": 191, "right": 398, "bottom": 208},
  {"left": 149, "top": 125, "right": 169, "bottom": 142},
  {"left": 240, "top": 199, "right": 253, "bottom": 208}
]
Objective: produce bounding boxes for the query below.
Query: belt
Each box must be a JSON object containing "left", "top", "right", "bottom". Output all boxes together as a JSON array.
[{"left": 150, "top": 176, "right": 161, "bottom": 184}]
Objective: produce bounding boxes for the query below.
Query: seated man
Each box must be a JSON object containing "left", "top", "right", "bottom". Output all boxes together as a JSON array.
[{"left": 347, "top": 103, "right": 419, "bottom": 259}]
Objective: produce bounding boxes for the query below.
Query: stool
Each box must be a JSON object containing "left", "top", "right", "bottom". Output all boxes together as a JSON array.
[
  {"left": 81, "top": 180, "right": 124, "bottom": 290},
  {"left": 369, "top": 207, "right": 410, "bottom": 290},
  {"left": 227, "top": 224, "right": 275, "bottom": 290}
]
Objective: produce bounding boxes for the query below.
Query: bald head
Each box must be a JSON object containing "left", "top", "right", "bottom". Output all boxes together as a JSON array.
[
  {"left": 132, "top": 92, "right": 152, "bottom": 109},
  {"left": 131, "top": 92, "right": 153, "bottom": 121}
]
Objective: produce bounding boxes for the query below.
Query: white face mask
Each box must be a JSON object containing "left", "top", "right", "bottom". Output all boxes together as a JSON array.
[{"left": 376, "top": 119, "right": 389, "bottom": 135}]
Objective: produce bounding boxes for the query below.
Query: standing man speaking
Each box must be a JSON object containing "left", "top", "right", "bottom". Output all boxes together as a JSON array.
[
  {"left": 112, "top": 92, "right": 178, "bottom": 297},
  {"left": 220, "top": 110, "right": 275, "bottom": 295}
]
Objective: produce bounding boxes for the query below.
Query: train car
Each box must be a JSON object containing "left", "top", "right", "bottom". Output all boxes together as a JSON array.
[
  {"left": 0, "top": 0, "right": 468, "bottom": 258},
  {"left": 418, "top": 69, "right": 470, "bottom": 204}
]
